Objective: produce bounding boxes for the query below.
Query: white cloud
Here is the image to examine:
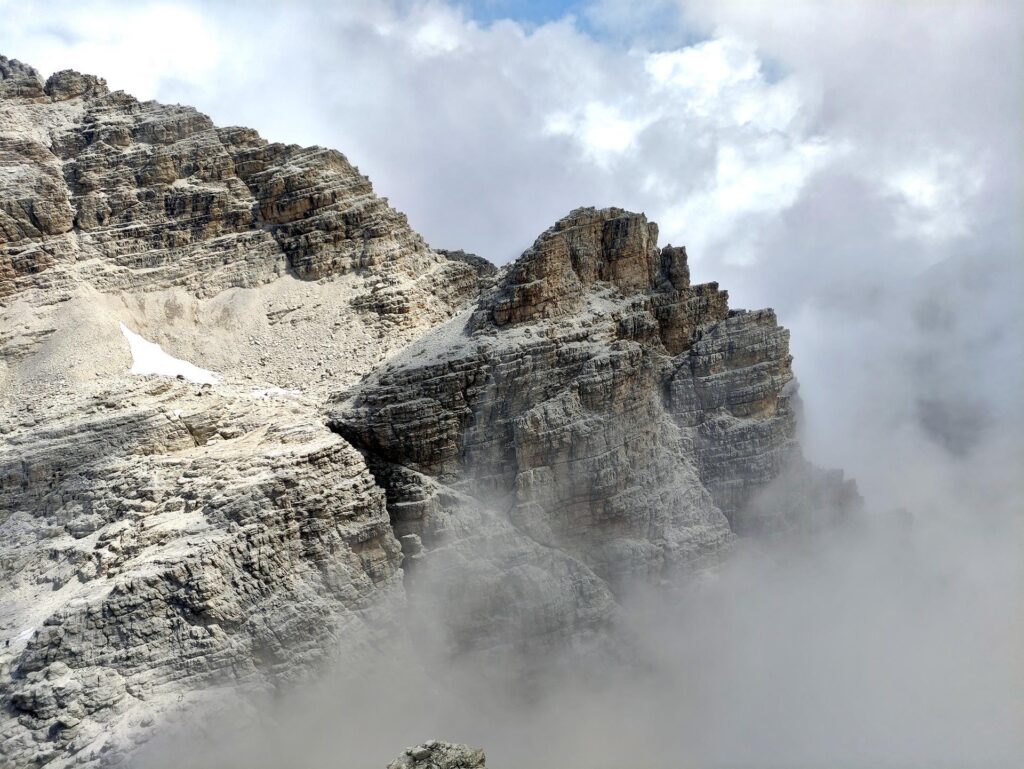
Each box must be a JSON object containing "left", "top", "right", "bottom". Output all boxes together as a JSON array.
[
  {"left": 645, "top": 36, "right": 760, "bottom": 112},
  {"left": 884, "top": 153, "right": 985, "bottom": 241},
  {"left": 664, "top": 136, "right": 837, "bottom": 266},
  {"left": 1, "top": 0, "right": 830, "bottom": 265},
  {"left": 0, "top": 1, "right": 222, "bottom": 99},
  {"left": 409, "top": 3, "right": 468, "bottom": 56},
  {"left": 544, "top": 101, "right": 650, "bottom": 165}
]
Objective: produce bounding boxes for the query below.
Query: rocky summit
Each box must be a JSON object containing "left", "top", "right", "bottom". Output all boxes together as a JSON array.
[{"left": 0, "top": 55, "right": 856, "bottom": 767}]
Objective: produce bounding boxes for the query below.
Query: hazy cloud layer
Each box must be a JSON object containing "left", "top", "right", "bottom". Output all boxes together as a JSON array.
[
  {"left": 138, "top": 517, "right": 1023, "bottom": 769},
  {"left": 1, "top": 4, "right": 1021, "bottom": 765}
]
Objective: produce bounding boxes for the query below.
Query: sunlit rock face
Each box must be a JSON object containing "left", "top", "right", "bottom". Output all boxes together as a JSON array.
[
  {"left": 0, "top": 58, "right": 483, "bottom": 303},
  {"left": 332, "top": 206, "right": 856, "bottom": 658},
  {"left": 0, "top": 54, "right": 482, "bottom": 769},
  {"left": 0, "top": 54, "right": 855, "bottom": 769}
]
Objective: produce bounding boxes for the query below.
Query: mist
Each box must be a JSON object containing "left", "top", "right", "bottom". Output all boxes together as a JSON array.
[
  {"left": 3, "top": 1, "right": 1019, "bottom": 766},
  {"left": 135, "top": 393, "right": 1023, "bottom": 768},
  {"left": 136, "top": 527, "right": 1023, "bottom": 768}
]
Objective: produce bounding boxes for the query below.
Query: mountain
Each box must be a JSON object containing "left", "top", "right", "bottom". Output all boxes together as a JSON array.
[{"left": 0, "top": 56, "right": 857, "bottom": 767}]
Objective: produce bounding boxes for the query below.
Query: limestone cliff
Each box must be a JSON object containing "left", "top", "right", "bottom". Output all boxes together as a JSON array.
[
  {"left": 0, "top": 56, "right": 487, "bottom": 411},
  {"left": 0, "top": 55, "right": 856, "bottom": 767},
  {"left": 329, "top": 207, "right": 858, "bottom": 659},
  {"left": 0, "top": 55, "right": 481, "bottom": 768}
]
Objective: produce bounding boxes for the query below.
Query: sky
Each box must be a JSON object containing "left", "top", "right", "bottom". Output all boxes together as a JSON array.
[{"left": 0, "top": 0, "right": 1021, "bottom": 510}]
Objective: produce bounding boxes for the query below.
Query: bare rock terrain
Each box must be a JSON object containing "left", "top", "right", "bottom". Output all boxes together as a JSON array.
[
  {"left": 388, "top": 741, "right": 486, "bottom": 769},
  {"left": 0, "top": 55, "right": 856, "bottom": 767}
]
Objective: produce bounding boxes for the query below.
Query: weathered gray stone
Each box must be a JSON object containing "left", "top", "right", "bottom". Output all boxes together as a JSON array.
[
  {"left": 0, "top": 382, "right": 404, "bottom": 768},
  {"left": 388, "top": 740, "right": 486, "bottom": 769},
  {"left": 0, "top": 55, "right": 858, "bottom": 769},
  {"left": 332, "top": 206, "right": 856, "bottom": 664}
]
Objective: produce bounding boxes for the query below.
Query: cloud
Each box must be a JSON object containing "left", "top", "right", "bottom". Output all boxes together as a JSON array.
[
  {"left": 544, "top": 101, "right": 650, "bottom": 165},
  {"left": 0, "top": 0, "right": 838, "bottom": 264},
  {"left": 0, "top": 0, "right": 223, "bottom": 96},
  {"left": 2, "top": 2, "right": 1021, "bottom": 765}
]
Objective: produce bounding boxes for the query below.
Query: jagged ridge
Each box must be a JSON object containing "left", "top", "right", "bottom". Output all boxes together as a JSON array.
[{"left": 0, "top": 56, "right": 856, "bottom": 768}]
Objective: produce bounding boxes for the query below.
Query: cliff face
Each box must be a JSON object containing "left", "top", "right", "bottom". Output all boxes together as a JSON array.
[
  {"left": 335, "top": 209, "right": 740, "bottom": 583},
  {"left": 0, "top": 56, "right": 856, "bottom": 767},
  {"left": 0, "top": 56, "right": 482, "bottom": 768},
  {"left": 0, "top": 61, "right": 467, "bottom": 296},
  {"left": 0, "top": 383, "right": 404, "bottom": 767},
  {"left": 329, "top": 207, "right": 835, "bottom": 656},
  {"left": 0, "top": 56, "right": 489, "bottom": 412}
]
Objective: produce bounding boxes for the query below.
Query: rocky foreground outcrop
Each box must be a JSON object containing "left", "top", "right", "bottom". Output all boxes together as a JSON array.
[
  {"left": 388, "top": 741, "right": 486, "bottom": 769},
  {"left": 0, "top": 55, "right": 856, "bottom": 767}
]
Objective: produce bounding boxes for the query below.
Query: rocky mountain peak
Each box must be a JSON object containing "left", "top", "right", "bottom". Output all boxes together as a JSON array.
[
  {"left": 0, "top": 54, "right": 857, "bottom": 768},
  {"left": 0, "top": 55, "right": 43, "bottom": 97},
  {"left": 0, "top": 58, "right": 108, "bottom": 101},
  {"left": 43, "top": 69, "right": 109, "bottom": 100},
  {"left": 485, "top": 206, "right": 689, "bottom": 327}
]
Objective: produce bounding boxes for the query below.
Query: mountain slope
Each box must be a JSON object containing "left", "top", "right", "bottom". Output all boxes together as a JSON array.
[{"left": 0, "top": 56, "right": 855, "bottom": 768}]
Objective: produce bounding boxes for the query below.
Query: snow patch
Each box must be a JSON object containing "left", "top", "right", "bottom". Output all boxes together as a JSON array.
[{"left": 119, "top": 323, "right": 219, "bottom": 384}]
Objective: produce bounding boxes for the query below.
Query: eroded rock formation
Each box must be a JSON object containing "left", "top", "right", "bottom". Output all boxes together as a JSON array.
[
  {"left": 0, "top": 55, "right": 856, "bottom": 767},
  {"left": 329, "top": 207, "right": 858, "bottom": 659},
  {"left": 0, "top": 54, "right": 480, "bottom": 768},
  {"left": 388, "top": 740, "right": 486, "bottom": 769}
]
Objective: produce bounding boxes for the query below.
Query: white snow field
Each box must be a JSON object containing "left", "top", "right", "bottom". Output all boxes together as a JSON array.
[{"left": 119, "top": 323, "right": 220, "bottom": 384}]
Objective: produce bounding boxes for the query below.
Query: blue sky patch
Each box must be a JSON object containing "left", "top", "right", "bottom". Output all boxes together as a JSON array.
[{"left": 458, "top": 0, "right": 583, "bottom": 26}]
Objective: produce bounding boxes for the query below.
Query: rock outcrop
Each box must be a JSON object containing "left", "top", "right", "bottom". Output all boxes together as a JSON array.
[
  {"left": 0, "top": 61, "right": 471, "bottom": 298},
  {"left": 0, "top": 54, "right": 480, "bottom": 768},
  {"left": 388, "top": 740, "right": 486, "bottom": 769},
  {"left": 0, "top": 55, "right": 485, "bottom": 412},
  {"left": 330, "top": 208, "right": 857, "bottom": 659},
  {"left": 0, "top": 381, "right": 404, "bottom": 768},
  {"left": 335, "top": 210, "right": 736, "bottom": 585},
  {"left": 0, "top": 55, "right": 857, "bottom": 767}
]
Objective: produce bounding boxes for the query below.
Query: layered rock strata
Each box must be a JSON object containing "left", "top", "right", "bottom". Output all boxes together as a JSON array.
[
  {"left": 332, "top": 207, "right": 855, "bottom": 658},
  {"left": 0, "top": 55, "right": 480, "bottom": 767},
  {"left": 0, "top": 382, "right": 403, "bottom": 768},
  {"left": 0, "top": 55, "right": 856, "bottom": 768},
  {"left": 0, "top": 56, "right": 486, "bottom": 411}
]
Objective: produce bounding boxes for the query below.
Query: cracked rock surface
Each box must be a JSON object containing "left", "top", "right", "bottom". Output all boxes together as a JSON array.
[
  {"left": 388, "top": 740, "right": 486, "bottom": 769},
  {"left": 1, "top": 55, "right": 856, "bottom": 767},
  {"left": 331, "top": 207, "right": 857, "bottom": 660}
]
